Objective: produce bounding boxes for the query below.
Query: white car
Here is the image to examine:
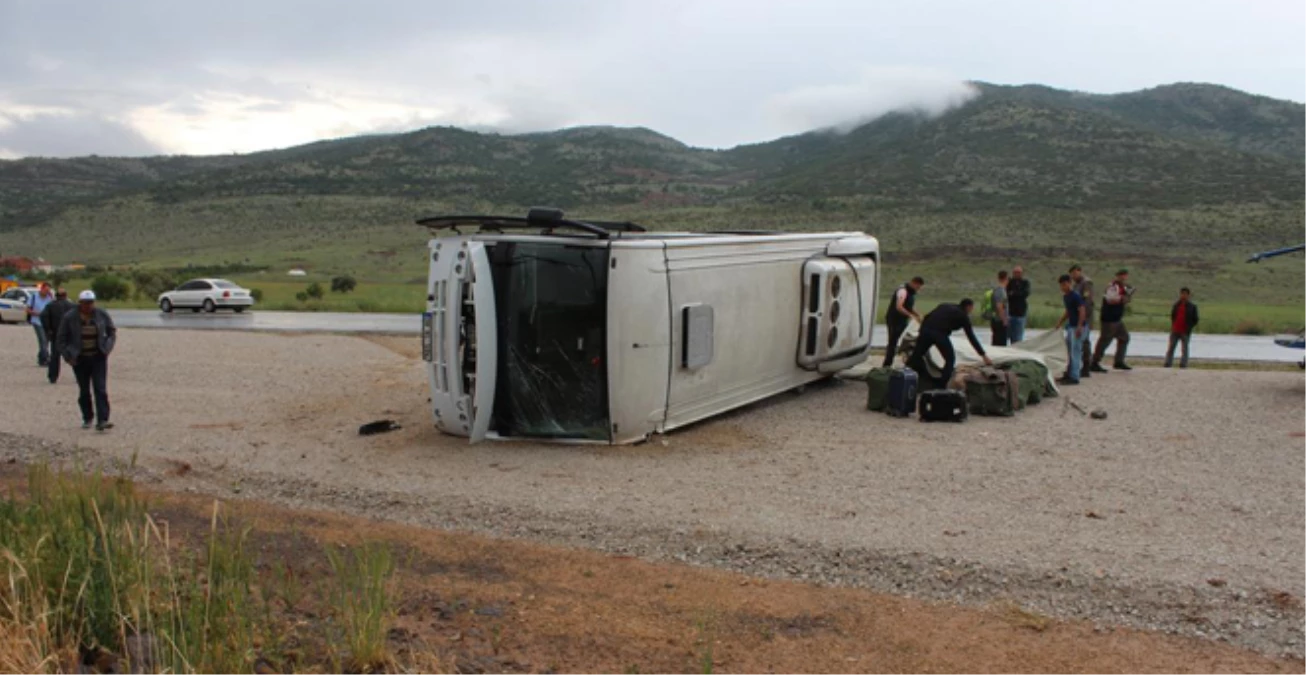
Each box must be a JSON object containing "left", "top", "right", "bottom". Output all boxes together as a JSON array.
[
  {"left": 0, "top": 286, "right": 39, "bottom": 324},
  {"left": 158, "top": 278, "right": 254, "bottom": 313}
]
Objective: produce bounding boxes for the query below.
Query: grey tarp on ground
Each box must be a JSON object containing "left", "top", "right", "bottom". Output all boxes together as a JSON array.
[{"left": 841, "top": 320, "right": 1066, "bottom": 396}]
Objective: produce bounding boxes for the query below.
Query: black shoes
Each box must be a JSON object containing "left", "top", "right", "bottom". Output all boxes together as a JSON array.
[
  {"left": 1114, "top": 363, "right": 1133, "bottom": 371},
  {"left": 1090, "top": 363, "right": 1109, "bottom": 373},
  {"left": 96, "top": 422, "right": 114, "bottom": 432},
  {"left": 1056, "top": 376, "right": 1080, "bottom": 386}
]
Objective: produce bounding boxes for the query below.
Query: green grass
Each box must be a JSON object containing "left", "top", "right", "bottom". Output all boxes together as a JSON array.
[
  {"left": 325, "top": 543, "right": 395, "bottom": 672},
  {"left": 0, "top": 465, "right": 397, "bottom": 673}
]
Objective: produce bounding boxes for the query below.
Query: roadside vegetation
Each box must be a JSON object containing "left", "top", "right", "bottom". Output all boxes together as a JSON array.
[{"left": 0, "top": 465, "right": 398, "bottom": 673}]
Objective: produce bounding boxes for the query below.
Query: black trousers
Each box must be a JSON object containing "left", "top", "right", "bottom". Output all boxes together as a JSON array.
[
  {"left": 990, "top": 320, "right": 1009, "bottom": 347},
  {"left": 882, "top": 318, "right": 908, "bottom": 367},
  {"left": 45, "top": 333, "right": 61, "bottom": 382},
  {"left": 907, "top": 329, "right": 955, "bottom": 389},
  {"left": 73, "top": 354, "right": 110, "bottom": 424}
]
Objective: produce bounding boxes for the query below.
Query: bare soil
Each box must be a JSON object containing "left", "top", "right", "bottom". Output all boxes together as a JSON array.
[{"left": 0, "top": 325, "right": 1302, "bottom": 664}]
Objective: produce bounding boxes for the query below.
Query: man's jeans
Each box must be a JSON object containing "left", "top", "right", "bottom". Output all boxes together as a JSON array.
[
  {"left": 1165, "top": 331, "right": 1193, "bottom": 368},
  {"left": 32, "top": 323, "right": 49, "bottom": 365},
  {"left": 1064, "top": 326, "right": 1085, "bottom": 382},
  {"left": 73, "top": 355, "right": 110, "bottom": 425},
  {"left": 1008, "top": 316, "right": 1027, "bottom": 343}
]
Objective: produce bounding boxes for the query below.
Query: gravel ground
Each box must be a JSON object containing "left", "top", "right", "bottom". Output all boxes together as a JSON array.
[{"left": 1, "top": 326, "right": 1302, "bottom": 658}]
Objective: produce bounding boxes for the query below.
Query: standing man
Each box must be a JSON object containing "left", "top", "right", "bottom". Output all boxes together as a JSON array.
[
  {"left": 56, "top": 290, "right": 116, "bottom": 431},
  {"left": 882, "top": 276, "right": 925, "bottom": 366},
  {"left": 988, "top": 270, "right": 1010, "bottom": 347},
  {"left": 906, "top": 299, "right": 993, "bottom": 390},
  {"left": 1007, "top": 266, "right": 1031, "bottom": 343},
  {"left": 1068, "top": 265, "right": 1094, "bottom": 379},
  {"left": 39, "top": 287, "right": 76, "bottom": 384},
  {"left": 1053, "top": 274, "right": 1088, "bottom": 385},
  {"left": 1091, "top": 269, "right": 1133, "bottom": 371},
  {"left": 26, "top": 283, "right": 54, "bottom": 367},
  {"left": 1165, "top": 287, "right": 1199, "bottom": 368}
]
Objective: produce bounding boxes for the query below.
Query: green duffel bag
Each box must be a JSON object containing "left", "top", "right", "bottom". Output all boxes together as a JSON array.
[
  {"left": 1002, "top": 360, "right": 1049, "bottom": 407},
  {"left": 866, "top": 367, "right": 893, "bottom": 411},
  {"left": 963, "top": 368, "right": 1017, "bottom": 417}
]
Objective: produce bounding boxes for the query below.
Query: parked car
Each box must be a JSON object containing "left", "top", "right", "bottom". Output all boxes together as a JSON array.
[
  {"left": 158, "top": 279, "right": 254, "bottom": 313},
  {"left": 0, "top": 286, "right": 39, "bottom": 323}
]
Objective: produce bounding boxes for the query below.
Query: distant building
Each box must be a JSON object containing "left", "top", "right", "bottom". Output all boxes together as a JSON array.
[
  {"left": 287, "top": 269, "right": 307, "bottom": 277},
  {"left": 0, "top": 256, "right": 35, "bottom": 272}
]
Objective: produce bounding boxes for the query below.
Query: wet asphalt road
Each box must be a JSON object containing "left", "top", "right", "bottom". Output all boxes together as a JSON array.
[{"left": 94, "top": 309, "right": 1303, "bottom": 363}]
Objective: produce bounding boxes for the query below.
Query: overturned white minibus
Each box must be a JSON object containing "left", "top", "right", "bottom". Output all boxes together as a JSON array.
[{"left": 420, "top": 208, "right": 880, "bottom": 444}]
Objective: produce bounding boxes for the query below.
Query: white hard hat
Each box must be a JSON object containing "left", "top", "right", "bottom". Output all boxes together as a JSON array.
[{"left": 78, "top": 290, "right": 96, "bottom": 302}]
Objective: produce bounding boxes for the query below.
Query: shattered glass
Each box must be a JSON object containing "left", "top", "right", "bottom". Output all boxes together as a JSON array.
[{"left": 490, "top": 243, "right": 610, "bottom": 441}]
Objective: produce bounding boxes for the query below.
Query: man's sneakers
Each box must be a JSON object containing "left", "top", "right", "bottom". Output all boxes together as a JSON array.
[
  {"left": 1113, "top": 363, "right": 1133, "bottom": 371},
  {"left": 1056, "top": 376, "right": 1080, "bottom": 386},
  {"left": 1090, "top": 363, "right": 1109, "bottom": 373},
  {"left": 81, "top": 421, "right": 93, "bottom": 430},
  {"left": 96, "top": 422, "right": 114, "bottom": 432}
]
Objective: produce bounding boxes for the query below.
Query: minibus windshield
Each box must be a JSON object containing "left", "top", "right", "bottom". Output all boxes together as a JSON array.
[{"left": 489, "top": 242, "right": 610, "bottom": 440}]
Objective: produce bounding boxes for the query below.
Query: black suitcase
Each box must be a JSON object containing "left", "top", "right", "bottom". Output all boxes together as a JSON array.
[{"left": 918, "top": 389, "right": 968, "bottom": 422}]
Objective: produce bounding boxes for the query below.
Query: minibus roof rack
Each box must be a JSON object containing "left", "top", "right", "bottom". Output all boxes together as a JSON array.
[{"left": 417, "top": 207, "right": 646, "bottom": 239}]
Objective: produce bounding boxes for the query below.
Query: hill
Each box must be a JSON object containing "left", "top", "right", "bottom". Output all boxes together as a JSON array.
[{"left": 0, "top": 81, "right": 1302, "bottom": 280}]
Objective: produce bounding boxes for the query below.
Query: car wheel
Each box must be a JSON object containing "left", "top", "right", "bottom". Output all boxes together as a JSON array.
[
  {"left": 160, "top": 298, "right": 173, "bottom": 313},
  {"left": 233, "top": 307, "right": 246, "bottom": 313},
  {"left": 203, "top": 299, "right": 216, "bottom": 313}
]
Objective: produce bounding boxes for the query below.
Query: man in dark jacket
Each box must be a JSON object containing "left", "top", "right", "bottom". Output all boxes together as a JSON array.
[
  {"left": 56, "top": 290, "right": 117, "bottom": 431},
  {"left": 1007, "top": 266, "right": 1031, "bottom": 343},
  {"left": 1164, "top": 287, "right": 1199, "bottom": 368},
  {"left": 39, "top": 287, "right": 76, "bottom": 384},
  {"left": 881, "top": 276, "right": 924, "bottom": 366},
  {"left": 906, "top": 299, "right": 993, "bottom": 389}
]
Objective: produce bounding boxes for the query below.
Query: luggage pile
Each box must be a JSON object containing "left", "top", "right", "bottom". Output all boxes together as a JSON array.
[{"left": 865, "top": 359, "right": 1055, "bottom": 422}]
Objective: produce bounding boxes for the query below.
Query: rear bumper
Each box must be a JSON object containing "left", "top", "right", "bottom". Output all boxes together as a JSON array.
[{"left": 215, "top": 297, "right": 255, "bottom": 307}]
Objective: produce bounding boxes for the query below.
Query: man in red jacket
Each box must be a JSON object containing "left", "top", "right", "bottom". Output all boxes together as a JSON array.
[{"left": 1164, "top": 287, "right": 1199, "bottom": 368}]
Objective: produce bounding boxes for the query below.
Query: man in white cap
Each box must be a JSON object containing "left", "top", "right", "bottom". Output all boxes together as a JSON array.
[{"left": 55, "top": 290, "right": 117, "bottom": 430}]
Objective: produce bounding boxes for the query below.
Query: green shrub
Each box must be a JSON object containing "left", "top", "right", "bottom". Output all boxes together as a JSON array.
[
  {"left": 295, "top": 291, "right": 309, "bottom": 303},
  {"left": 90, "top": 275, "right": 131, "bottom": 302},
  {"left": 249, "top": 288, "right": 264, "bottom": 302},
  {"left": 330, "top": 275, "right": 357, "bottom": 294},
  {"left": 305, "top": 282, "right": 324, "bottom": 300}
]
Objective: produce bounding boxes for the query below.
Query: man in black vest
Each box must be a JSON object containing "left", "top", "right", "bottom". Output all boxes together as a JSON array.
[{"left": 882, "top": 277, "right": 924, "bottom": 367}]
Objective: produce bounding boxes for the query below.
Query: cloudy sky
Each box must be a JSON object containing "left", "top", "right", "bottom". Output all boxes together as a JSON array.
[{"left": 1, "top": 0, "right": 1302, "bottom": 158}]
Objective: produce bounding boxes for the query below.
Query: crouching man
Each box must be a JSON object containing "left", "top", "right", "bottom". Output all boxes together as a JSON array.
[{"left": 907, "top": 299, "right": 993, "bottom": 389}]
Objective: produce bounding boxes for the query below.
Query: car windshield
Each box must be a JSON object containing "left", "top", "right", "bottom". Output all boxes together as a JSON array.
[{"left": 212, "top": 280, "right": 240, "bottom": 289}]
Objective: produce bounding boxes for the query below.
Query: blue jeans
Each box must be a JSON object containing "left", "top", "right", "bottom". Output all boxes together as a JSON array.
[
  {"left": 32, "top": 322, "right": 49, "bottom": 365},
  {"left": 1008, "top": 316, "right": 1027, "bottom": 343},
  {"left": 1064, "top": 326, "right": 1085, "bottom": 382}
]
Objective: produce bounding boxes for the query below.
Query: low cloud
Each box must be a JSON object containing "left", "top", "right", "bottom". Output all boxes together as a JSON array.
[
  {"left": 765, "top": 66, "right": 980, "bottom": 135},
  {"left": 0, "top": 110, "right": 163, "bottom": 158}
]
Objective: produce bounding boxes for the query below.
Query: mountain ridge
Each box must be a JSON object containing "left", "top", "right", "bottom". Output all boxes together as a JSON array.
[{"left": 1, "top": 81, "right": 1301, "bottom": 234}]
